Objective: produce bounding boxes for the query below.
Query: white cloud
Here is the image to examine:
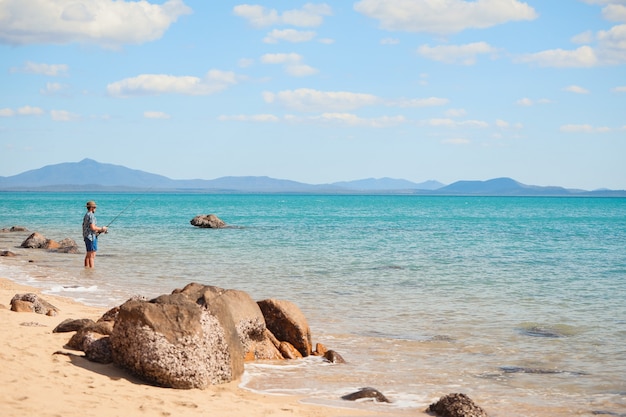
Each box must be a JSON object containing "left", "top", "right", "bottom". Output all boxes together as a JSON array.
[
  {"left": 40, "top": 82, "right": 69, "bottom": 95},
  {"left": 603, "top": 4, "right": 626, "bottom": 22},
  {"left": 233, "top": 3, "right": 332, "bottom": 28},
  {"left": 572, "top": 30, "right": 594, "bottom": 44},
  {"left": 417, "top": 42, "right": 499, "bottom": 65},
  {"left": 353, "top": 0, "right": 537, "bottom": 34},
  {"left": 107, "top": 70, "right": 241, "bottom": 97},
  {"left": 389, "top": 97, "right": 449, "bottom": 107},
  {"left": 445, "top": 108, "right": 467, "bottom": 117},
  {"left": 564, "top": 85, "right": 590, "bottom": 94},
  {"left": 612, "top": 86, "right": 626, "bottom": 92},
  {"left": 0, "top": 0, "right": 191, "bottom": 47},
  {"left": 11, "top": 61, "right": 69, "bottom": 76},
  {"left": 238, "top": 58, "right": 255, "bottom": 68},
  {"left": 560, "top": 124, "right": 611, "bottom": 133},
  {"left": 517, "top": 22, "right": 626, "bottom": 67},
  {"left": 264, "top": 89, "right": 379, "bottom": 112},
  {"left": 516, "top": 97, "right": 552, "bottom": 106},
  {"left": 218, "top": 114, "right": 280, "bottom": 122},
  {"left": 380, "top": 37, "right": 400, "bottom": 45},
  {"left": 424, "top": 118, "right": 489, "bottom": 128},
  {"left": 144, "top": 111, "right": 171, "bottom": 119},
  {"left": 260, "top": 53, "right": 318, "bottom": 77},
  {"left": 312, "top": 113, "right": 406, "bottom": 127},
  {"left": 263, "top": 29, "right": 316, "bottom": 43},
  {"left": 262, "top": 88, "right": 447, "bottom": 112},
  {"left": 0, "top": 105, "right": 45, "bottom": 117},
  {"left": 50, "top": 109, "right": 79, "bottom": 121},
  {"left": 517, "top": 45, "right": 599, "bottom": 67}
]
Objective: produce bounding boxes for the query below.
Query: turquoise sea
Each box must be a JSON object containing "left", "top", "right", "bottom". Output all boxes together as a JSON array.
[{"left": 1, "top": 192, "right": 625, "bottom": 416}]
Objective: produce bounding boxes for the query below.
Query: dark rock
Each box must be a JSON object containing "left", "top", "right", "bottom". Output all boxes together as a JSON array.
[
  {"left": 0, "top": 226, "right": 28, "bottom": 232},
  {"left": 190, "top": 214, "right": 226, "bottom": 228},
  {"left": 110, "top": 283, "right": 245, "bottom": 389},
  {"left": 257, "top": 299, "right": 312, "bottom": 357},
  {"left": 323, "top": 349, "right": 346, "bottom": 364},
  {"left": 519, "top": 325, "right": 566, "bottom": 338},
  {"left": 53, "top": 318, "right": 97, "bottom": 333},
  {"left": 427, "top": 393, "right": 488, "bottom": 417},
  {"left": 20, "top": 232, "right": 48, "bottom": 249},
  {"left": 51, "top": 238, "right": 79, "bottom": 254},
  {"left": 1, "top": 250, "right": 16, "bottom": 257},
  {"left": 342, "top": 387, "right": 391, "bottom": 403},
  {"left": 84, "top": 337, "right": 113, "bottom": 364},
  {"left": 10, "top": 293, "right": 59, "bottom": 316}
]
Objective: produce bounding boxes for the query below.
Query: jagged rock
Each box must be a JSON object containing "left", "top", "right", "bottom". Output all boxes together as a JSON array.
[
  {"left": 85, "top": 337, "right": 113, "bottom": 364},
  {"left": 313, "top": 342, "right": 328, "bottom": 356},
  {"left": 53, "top": 318, "right": 96, "bottom": 333},
  {"left": 323, "top": 349, "right": 346, "bottom": 364},
  {"left": 0, "top": 226, "right": 28, "bottom": 232},
  {"left": 110, "top": 284, "right": 245, "bottom": 389},
  {"left": 342, "top": 387, "right": 390, "bottom": 403},
  {"left": 190, "top": 214, "right": 226, "bottom": 228},
  {"left": 52, "top": 238, "right": 79, "bottom": 254},
  {"left": 20, "top": 232, "right": 48, "bottom": 249},
  {"left": 278, "top": 341, "right": 303, "bottom": 359},
  {"left": 67, "top": 329, "right": 105, "bottom": 350},
  {"left": 10, "top": 293, "right": 59, "bottom": 316},
  {"left": 427, "top": 393, "right": 488, "bottom": 417},
  {"left": 257, "top": 299, "right": 312, "bottom": 357}
]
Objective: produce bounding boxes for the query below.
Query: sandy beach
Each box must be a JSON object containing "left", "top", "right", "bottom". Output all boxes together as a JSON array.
[{"left": 0, "top": 277, "right": 382, "bottom": 417}]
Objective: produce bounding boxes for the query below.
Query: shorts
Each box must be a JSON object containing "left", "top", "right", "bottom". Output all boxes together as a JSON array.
[{"left": 84, "top": 237, "right": 98, "bottom": 252}]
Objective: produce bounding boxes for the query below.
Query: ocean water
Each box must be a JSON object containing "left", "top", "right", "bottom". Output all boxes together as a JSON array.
[{"left": 1, "top": 192, "right": 625, "bottom": 416}]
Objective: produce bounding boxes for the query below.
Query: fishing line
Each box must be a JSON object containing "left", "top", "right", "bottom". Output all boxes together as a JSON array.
[{"left": 100, "top": 190, "right": 150, "bottom": 232}]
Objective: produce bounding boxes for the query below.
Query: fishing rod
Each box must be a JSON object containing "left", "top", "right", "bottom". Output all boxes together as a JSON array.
[{"left": 99, "top": 191, "right": 149, "bottom": 233}]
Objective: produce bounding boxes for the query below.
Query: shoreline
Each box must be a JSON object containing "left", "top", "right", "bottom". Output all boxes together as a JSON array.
[{"left": 0, "top": 277, "right": 386, "bottom": 417}]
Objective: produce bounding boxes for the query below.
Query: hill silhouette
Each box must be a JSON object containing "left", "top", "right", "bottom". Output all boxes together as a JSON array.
[{"left": 0, "top": 159, "right": 623, "bottom": 196}]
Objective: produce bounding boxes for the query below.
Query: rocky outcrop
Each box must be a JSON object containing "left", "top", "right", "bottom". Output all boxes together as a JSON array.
[
  {"left": 258, "top": 299, "right": 312, "bottom": 357},
  {"left": 10, "top": 293, "right": 59, "bottom": 316},
  {"left": 53, "top": 283, "right": 343, "bottom": 389},
  {"left": 20, "top": 232, "right": 78, "bottom": 253},
  {"left": 190, "top": 214, "right": 226, "bottom": 228},
  {"left": 0, "top": 250, "right": 16, "bottom": 257},
  {"left": 427, "top": 393, "right": 488, "bottom": 417},
  {"left": 110, "top": 284, "right": 246, "bottom": 389}
]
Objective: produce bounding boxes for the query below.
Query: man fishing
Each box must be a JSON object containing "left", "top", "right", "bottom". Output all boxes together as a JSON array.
[{"left": 82, "top": 200, "right": 107, "bottom": 268}]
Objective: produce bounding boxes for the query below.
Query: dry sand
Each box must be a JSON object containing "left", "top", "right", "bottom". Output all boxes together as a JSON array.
[{"left": 0, "top": 277, "right": 380, "bottom": 417}]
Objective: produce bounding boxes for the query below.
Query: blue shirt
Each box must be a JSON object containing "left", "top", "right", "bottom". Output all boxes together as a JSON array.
[{"left": 83, "top": 211, "right": 97, "bottom": 241}]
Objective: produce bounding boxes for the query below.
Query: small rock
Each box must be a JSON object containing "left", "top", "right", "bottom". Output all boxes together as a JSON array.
[
  {"left": 342, "top": 387, "right": 390, "bottom": 403},
  {"left": 53, "top": 318, "right": 97, "bottom": 333},
  {"left": 427, "top": 393, "right": 488, "bottom": 417},
  {"left": 323, "top": 349, "right": 346, "bottom": 364},
  {"left": 190, "top": 214, "right": 226, "bottom": 228}
]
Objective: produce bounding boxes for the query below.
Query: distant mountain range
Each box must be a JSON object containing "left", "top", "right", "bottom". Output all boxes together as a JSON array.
[{"left": 0, "top": 159, "right": 624, "bottom": 196}]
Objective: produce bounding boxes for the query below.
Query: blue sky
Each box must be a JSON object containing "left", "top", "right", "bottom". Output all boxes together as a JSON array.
[{"left": 1, "top": 0, "right": 625, "bottom": 190}]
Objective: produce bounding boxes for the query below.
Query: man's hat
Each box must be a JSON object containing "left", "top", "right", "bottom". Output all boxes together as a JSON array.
[{"left": 86, "top": 201, "right": 97, "bottom": 208}]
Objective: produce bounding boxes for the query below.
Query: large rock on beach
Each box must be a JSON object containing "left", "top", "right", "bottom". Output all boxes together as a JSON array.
[
  {"left": 20, "top": 232, "right": 48, "bottom": 249},
  {"left": 10, "top": 293, "right": 59, "bottom": 316},
  {"left": 257, "top": 299, "right": 312, "bottom": 357},
  {"left": 110, "top": 283, "right": 246, "bottom": 389},
  {"left": 190, "top": 214, "right": 226, "bottom": 228},
  {"left": 427, "top": 393, "right": 488, "bottom": 417}
]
